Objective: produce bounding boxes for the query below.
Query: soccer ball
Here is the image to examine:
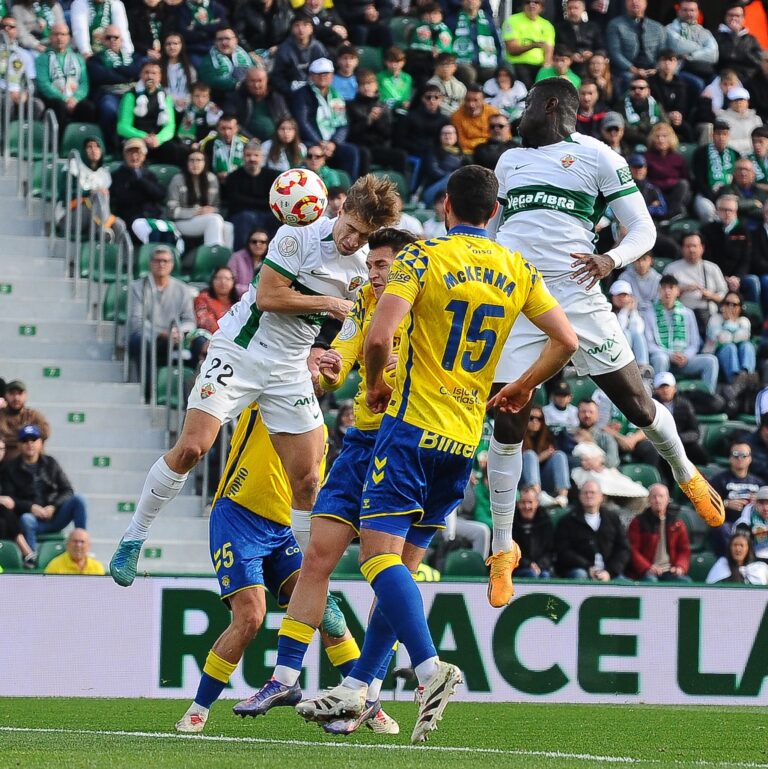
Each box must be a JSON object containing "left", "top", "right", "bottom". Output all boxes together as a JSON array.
[{"left": 269, "top": 168, "right": 328, "bottom": 226}]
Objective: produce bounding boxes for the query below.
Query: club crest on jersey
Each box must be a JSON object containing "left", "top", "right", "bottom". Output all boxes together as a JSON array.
[
  {"left": 221, "top": 575, "right": 230, "bottom": 588},
  {"left": 560, "top": 154, "right": 576, "bottom": 169},
  {"left": 348, "top": 276, "right": 364, "bottom": 292},
  {"left": 200, "top": 382, "right": 216, "bottom": 399}
]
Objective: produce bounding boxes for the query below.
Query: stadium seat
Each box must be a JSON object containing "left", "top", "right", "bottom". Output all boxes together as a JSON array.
[
  {"left": 619, "top": 463, "right": 662, "bottom": 487},
  {"left": 102, "top": 281, "right": 129, "bottom": 323},
  {"left": 7, "top": 120, "right": 44, "bottom": 160},
  {"left": 549, "top": 506, "right": 570, "bottom": 527},
  {"left": 79, "top": 242, "right": 120, "bottom": 283},
  {"left": 698, "top": 413, "right": 728, "bottom": 424},
  {"left": 372, "top": 168, "right": 409, "bottom": 199},
  {"left": 688, "top": 551, "right": 717, "bottom": 582},
  {"left": 156, "top": 366, "right": 196, "bottom": 409},
  {"left": 443, "top": 548, "right": 488, "bottom": 577},
  {"left": 135, "top": 243, "right": 182, "bottom": 278},
  {"left": 666, "top": 219, "right": 700, "bottom": 241},
  {"left": 356, "top": 45, "right": 383, "bottom": 71},
  {"left": 0, "top": 541, "right": 23, "bottom": 571},
  {"left": 28, "top": 159, "right": 61, "bottom": 200},
  {"left": 333, "top": 169, "right": 352, "bottom": 189},
  {"left": 676, "top": 378, "right": 713, "bottom": 396},
  {"left": 742, "top": 301, "right": 763, "bottom": 336},
  {"left": 651, "top": 255, "right": 675, "bottom": 272},
  {"left": 679, "top": 505, "right": 709, "bottom": 553},
  {"left": 147, "top": 163, "right": 182, "bottom": 191},
  {"left": 190, "top": 244, "right": 233, "bottom": 282},
  {"left": 37, "top": 541, "right": 65, "bottom": 570},
  {"left": 335, "top": 368, "right": 361, "bottom": 401},
  {"left": 323, "top": 409, "right": 338, "bottom": 429},
  {"left": 389, "top": 16, "right": 415, "bottom": 45},
  {"left": 702, "top": 421, "right": 753, "bottom": 463},
  {"left": 61, "top": 122, "right": 105, "bottom": 157},
  {"left": 333, "top": 544, "right": 362, "bottom": 578},
  {"left": 532, "top": 387, "right": 547, "bottom": 406},
  {"left": 677, "top": 143, "right": 697, "bottom": 169},
  {"left": 563, "top": 375, "right": 596, "bottom": 403}
]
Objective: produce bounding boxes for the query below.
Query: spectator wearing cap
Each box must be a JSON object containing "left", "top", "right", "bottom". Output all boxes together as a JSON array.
[
  {"left": 665, "top": 0, "right": 719, "bottom": 89},
  {"left": 291, "top": 56, "right": 361, "bottom": 180},
  {"left": 44, "top": 528, "right": 105, "bottom": 575},
  {"left": 644, "top": 122, "right": 691, "bottom": 220},
  {"left": 643, "top": 274, "right": 720, "bottom": 394},
  {"left": 197, "top": 27, "right": 256, "bottom": 112},
  {"left": 0, "top": 441, "right": 36, "bottom": 568},
  {"left": 691, "top": 119, "right": 740, "bottom": 223},
  {"left": 234, "top": 67, "right": 290, "bottom": 144},
  {"left": 600, "top": 111, "right": 630, "bottom": 157},
  {"left": 0, "top": 381, "right": 51, "bottom": 462},
  {"left": 333, "top": 0, "right": 393, "bottom": 50},
  {"left": 270, "top": 10, "right": 328, "bottom": 97},
  {"left": 627, "top": 153, "right": 667, "bottom": 221},
  {"left": 534, "top": 44, "right": 581, "bottom": 89},
  {"left": 500, "top": 0, "right": 554, "bottom": 89},
  {"left": 543, "top": 380, "right": 579, "bottom": 431},
  {"left": 177, "top": 0, "right": 228, "bottom": 66},
  {"left": 575, "top": 79, "right": 608, "bottom": 139},
  {"left": 627, "top": 483, "right": 692, "bottom": 582},
  {"left": 735, "top": 485, "right": 768, "bottom": 561},
  {"left": 648, "top": 50, "right": 694, "bottom": 143},
  {"left": 619, "top": 76, "right": 666, "bottom": 147},
  {"left": 301, "top": 0, "right": 348, "bottom": 54},
  {"left": 619, "top": 251, "right": 661, "bottom": 314},
  {"left": 451, "top": 83, "right": 499, "bottom": 153},
  {"left": 0, "top": 425, "right": 87, "bottom": 552},
  {"left": 716, "top": 86, "right": 763, "bottom": 156},
  {"left": 332, "top": 44, "right": 359, "bottom": 102},
  {"left": 610, "top": 279, "right": 649, "bottom": 366},
  {"left": 715, "top": 4, "right": 763, "bottom": 83}
]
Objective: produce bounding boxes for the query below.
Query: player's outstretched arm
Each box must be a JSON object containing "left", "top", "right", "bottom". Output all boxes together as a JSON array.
[
  {"left": 488, "top": 305, "right": 578, "bottom": 413},
  {"left": 256, "top": 265, "right": 352, "bottom": 321}
]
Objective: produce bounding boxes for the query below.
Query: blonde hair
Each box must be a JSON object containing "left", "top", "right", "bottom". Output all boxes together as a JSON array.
[
  {"left": 344, "top": 174, "right": 401, "bottom": 231},
  {"left": 648, "top": 122, "right": 679, "bottom": 152}
]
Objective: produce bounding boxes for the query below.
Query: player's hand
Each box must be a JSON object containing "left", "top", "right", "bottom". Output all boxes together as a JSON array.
[
  {"left": 366, "top": 378, "right": 392, "bottom": 413},
  {"left": 571, "top": 252, "right": 615, "bottom": 290},
  {"left": 318, "top": 349, "right": 343, "bottom": 382},
  {"left": 487, "top": 381, "right": 533, "bottom": 413},
  {"left": 384, "top": 353, "right": 398, "bottom": 373},
  {"left": 325, "top": 297, "right": 353, "bottom": 321}
]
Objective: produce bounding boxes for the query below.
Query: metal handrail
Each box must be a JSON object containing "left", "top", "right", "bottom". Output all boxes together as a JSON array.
[
  {"left": 117, "top": 229, "right": 133, "bottom": 368},
  {"left": 139, "top": 277, "right": 158, "bottom": 406},
  {"left": 41, "top": 108, "right": 59, "bottom": 247},
  {"left": 63, "top": 150, "right": 85, "bottom": 294},
  {"left": 165, "top": 318, "right": 184, "bottom": 446},
  {"left": 15, "top": 77, "right": 24, "bottom": 196},
  {"left": 24, "top": 81, "right": 35, "bottom": 213}
]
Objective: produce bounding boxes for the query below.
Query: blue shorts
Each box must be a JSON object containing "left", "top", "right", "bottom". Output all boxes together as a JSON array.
[
  {"left": 209, "top": 497, "right": 302, "bottom": 606},
  {"left": 360, "top": 415, "right": 474, "bottom": 548},
  {"left": 313, "top": 427, "right": 377, "bottom": 532}
]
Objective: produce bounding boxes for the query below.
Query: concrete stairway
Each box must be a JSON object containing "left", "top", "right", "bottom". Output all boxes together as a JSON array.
[{"left": 0, "top": 172, "right": 211, "bottom": 574}]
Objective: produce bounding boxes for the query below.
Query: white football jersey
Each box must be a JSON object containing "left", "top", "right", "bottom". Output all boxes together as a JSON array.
[
  {"left": 494, "top": 133, "right": 638, "bottom": 281},
  {"left": 218, "top": 218, "right": 368, "bottom": 361}
]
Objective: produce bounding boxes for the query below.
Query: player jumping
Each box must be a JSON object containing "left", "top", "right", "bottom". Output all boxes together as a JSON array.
[{"left": 484, "top": 78, "right": 726, "bottom": 609}]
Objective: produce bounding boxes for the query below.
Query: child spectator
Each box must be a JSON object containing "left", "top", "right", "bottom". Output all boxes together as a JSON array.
[
  {"left": 332, "top": 43, "right": 359, "bottom": 101},
  {"left": 406, "top": 2, "right": 453, "bottom": 88},
  {"left": 377, "top": 46, "right": 413, "bottom": 110},
  {"left": 534, "top": 44, "right": 581, "bottom": 88},
  {"left": 422, "top": 189, "right": 447, "bottom": 237},
  {"left": 324, "top": 186, "right": 347, "bottom": 218},
  {"left": 619, "top": 251, "right": 661, "bottom": 314},
  {"left": 426, "top": 51, "right": 466, "bottom": 116},
  {"left": 610, "top": 279, "right": 649, "bottom": 366},
  {"left": 177, "top": 81, "right": 222, "bottom": 148},
  {"left": 270, "top": 10, "right": 328, "bottom": 96},
  {"left": 194, "top": 266, "right": 239, "bottom": 334},
  {"left": 543, "top": 379, "right": 579, "bottom": 430}
]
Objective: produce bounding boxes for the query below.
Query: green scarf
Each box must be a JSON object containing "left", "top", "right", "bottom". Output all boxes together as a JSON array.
[
  {"left": 453, "top": 9, "right": 496, "bottom": 69},
  {"left": 749, "top": 151, "right": 768, "bottom": 184},
  {"left": 208, "top": 45, "right": 252, "bottom": 77},
  {"left": 33, "top": 2, "right": 56, "bottom": 40},
  {"left": 311, "top": 84, "right": 347, "bottom": 141},
  {"left": 211, "top": 136, "right": 245, "bottom": 173},
  {"left": 48, "top": 49, "right": 81, "bottom": 97},
  {"left": 102, "top": 47, "right": 132, "bottom": 68},
  {"left": 654, "top": 300, "right": 688, "bottom": 352},
  {"left": 707, "top": 142, "right": 736, "bottom": 189},
  {"left": 148, "top": 12, "right": 162, "bottom": 51},
  {"left": 623, "top": 94, "right": 661, "bottom": 126},
  {"left": 410, "top": 21, "right": 453, "bottom": 54},
  {"left": 88, "top": 0, "right": 112, "bottom": 52},
  {"left": 187, "top": 0, "right": 211, "bottom": 26}
]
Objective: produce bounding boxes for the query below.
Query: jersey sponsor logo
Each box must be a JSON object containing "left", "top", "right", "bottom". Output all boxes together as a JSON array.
[
  {"left": 200, "top": 382, "right": 216, "bottom": 399},
  {"left": 439, "top": 385, "right": 480, "bottom": 406},
  {"left": 285, "top": 545, "right": 301, "bottom": 557},
  {"left": 502, "top": 184, "right": 596, "bottom": 222},
  {"left": 348, "top": 276, "right": 364, "bottom": 292},
  {"left": 388, "top": 270, "right": 411, "bottom": 284},
  {"left": 560, "top": 154, "right": 576, "bottom": 169},
  {"left": 277, "top": 235, "right": 299, "bottom": 257},
  {"left": 418, "top": 430, "right": 476, "bottom": 458},
  {"left": 616, "top": 166, "right": 633, "bottom": 185},
  {"left": 293, "top": 396, "right": 316, "bottom": 407},
  {"left": 586, "top": 335, "right": 619, "bottom": 359},
  {"left": 338, "top": 317, "right": 357, "bottom": 341}
]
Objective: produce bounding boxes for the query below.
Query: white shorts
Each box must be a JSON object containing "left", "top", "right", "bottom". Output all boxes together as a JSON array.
[
  {"left": 186, "top": 334, "right": 323, "bottom": 435},
  {"left": 494, "top": 275, "right": 635, "bottom": 383}
]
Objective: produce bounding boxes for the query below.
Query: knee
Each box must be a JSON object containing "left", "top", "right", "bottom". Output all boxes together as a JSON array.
[
  {"left": 20, "top": 512, "right": 36, "bottom": 529},
  {"left": 233, "top": 602, "right": 266, "bottom": 639},
  {"left": 301, "top": 542, "right": 337, "bottom": 580},
  {"left": 492, "top": 410, "right": 526, "bottom": 443},
  {"left": 292, "top": 468, "right": 321, "bottom": 503},
  {"left": 173, "top": 438, "right": 208, "bottom": 469}
]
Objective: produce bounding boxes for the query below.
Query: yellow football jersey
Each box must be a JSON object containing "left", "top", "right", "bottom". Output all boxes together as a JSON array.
[
  {"left": 384, "top": 227, "right": 558, "bottom": 446},
  {"left": 213, "top": 405, "right": 327, "bottom": 526},
  {"left": 320, "top": 282, "right": 404, "bottom": 433}
]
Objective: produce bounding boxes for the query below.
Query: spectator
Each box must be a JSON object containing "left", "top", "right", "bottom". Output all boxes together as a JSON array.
[
  {"left": 606, "top": 0, "right": 667, "bottom": 91},
  {"left": 643, "top": 122, "right": 691, "bottom": 220},
  {"left": 60, "top": 136, "right": 112, "bottom": 237},
  {"left": 44, "top": 528, "right": 105, "bottom": 575},
  {"left": 619, "top": 77, "right": 666, "bottom": 147},
  {"left": 427, "top": 52, "right": 467, "bottom": 116},
  {"left": 627, "top": 152, "right": 668, "bottom": 221},
  {"left": 87, "top": 24, "right": 143, "bottom": 151},
  {"left": 291, "top": 56, "right": 360, "bottom": 180},
  {"left": 451, "top": 83, "right": 498, "bottom": 153},
  {"left": 347, "top": 69, "right": 407, "bottom": 174},
  {"left": 167, "top": 150, "right": 233, "bottom": 249},
  {"left": 222, "top": 139, "right": 277, "bottom": 249},
  {"left": 473, "top": 113, "right": 514, "bottom": 170},
  {"left": 501, "top": 0, "right": 554, "bottom": 89},
  {"left": 270, "top": 10, "right": 328, "bottom": 97},
  {"left": 747, "top": 126, "right": 768, "bottom": 190},
  {"left": 395, "top": 83, "right": 449, "bottom": 161},
  {"left": 234, "top": 66, "right": 290, "bottom": 143},
  {"left": 716, "top": 87, "right": 763, "bottom": 157},
  {"left": 567, "top": 398, "right": 621, "bottom": 469},
  {"left": 575, "top": 78, "right": 608, "bottom": 138},
  {"left": 663, "top": 232, "right": 727, "bottom": 335},
  {"left": 715, "top": 4, "right": 763, "bottom": 83},
  {"left": 555, "top": 480, "right": 631, "bottom": 580},
  {"left": 644, "top": 274, "right": 720, "bottom": 393},
  {"left": 406, "top": 3, "right": 453, "bottom": 89},
  {"left": 511, "top": 485, "right": 555, "bottom": 578},
  {"left": 117, "top": 60, "right": 186, "bottom": 166},
  {"left": 482, "top": 64, "right": 527, "bottom": 121},
  {"left": 233, "top": 0, "right": 293, "bottom": 57},
  {"left": 302, "top": 0, "right": 348, "bottom": 54},
  {"left": 303, "top": 142, "right": 344, "bottom": 187},
  {"left": 0, "top": 382, "right": 50, "bottom": 463},
  {"left": 421, "top": 189, "right": 447, "bottom": 237},
  {"left": 421, "top": 123, "right": 467, "bottom": 204},
  {"left": 161, "top": 33, "right": 197, "bottom": 114},
  {"left": 377, "top": 46, "right": 413, "bottom": 110},
  {"left": 394, "top": 195, "right": 425, "bottom": 235},
  {"left": 619, "top": 250, "right": 660, "bottom": 314},
  {"left": 128, "top": 0, "right": 168, "bottom": 64},
  {"left": 199, "top": 113, "right": 249, "bottom": 182},
  {"left": 327, "top": 401, "right": 354, "bottom": 468},
  {"left": 522, "top": 406, "right": 570, "bottom": 506},
  {"left": 332, "top": 44, "right": 359, "bottom": 102},
  {"left": 333, "top": 0, "right": 392, "bottom": 49},
  {"left": 197, "top": 26, "right": 255, "bottom": 111},
  {"left": 699, "top": 68, "right": 742, "bottom": 117},
  {"left": 706, "top": 529, "right": 768, "bottom": 584},
  {"left": 600, "top": 111, "right": 630, "bottom": 157},
  {"left": 11, "top": 0, "right": 64, "bottom": 55},
  {"left": 70, "top": 0, "right": 133, "bottom": 60},
  {"left": 627, "top": 483, "right": 692, "bottom": 582},
  {"left": 1, "top": 425, "right": 87, "bottom": 553},
  {"left": 323, "top": 185, "right": 347, "bottom": 218},
  {"left": 610, "top": 278, "right": 649, "bottom": 365},
  {"left": 746, "top": 50, "right": 768, "bottom": 122},
  {"left": 194, "top": 266, "right": 239, "bottom": 334},
  {"left": 227, "top": 227, "right": 269, "bottom": 295},
  {"left": 703, "top": 292, "right": 757, "bottom": 385},
  {"left": 261, "top": 117, "right": 306, "bottom": 173},
  {"left": 734, "top": 485, "right": 768, "bottom": 560},
  {"left": 0, "top": 440, "right": 35, "bottom": 568},
  {"left": 534, "top": 44, "right": 581, "bottom": 88},
  {"left": 543, "top": 379, "right": 579, "bottom": 430},
  {"left": 449, "top": 0, "right": 501, "bottom": 84},
  {"left": 176, "top": 81, "right": 222, "bottom": 148},
  {"left": 128, "top": 244, "right": 196, "bottom": 373},
  {"left": 748, "top": 414, "right": 768, "bottom": 481},
  {"left": 586, "top": 49, "right": 612, "bottom": 103},
  {"left": 555, "top": 0, "right": 603, "bottom": 77},
  {"left": 178, "top": 0, "right": 228, "bottom": 66},
  {"left": 35, "top": 23, "right": 96, "bottom": 130},
  {"left": 664, "top": 0, "right": 718, "bottom": 89},
  {"left": 0, "top": 16, "right": 38, "bottom": 118},
  {"left": 648, "top": 50, "right": 693, "bottom": 143}
]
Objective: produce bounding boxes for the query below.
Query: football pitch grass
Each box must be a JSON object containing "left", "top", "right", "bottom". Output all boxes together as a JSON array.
[{"left": 1, "top": 699, "right": 767, "bottom": 769}]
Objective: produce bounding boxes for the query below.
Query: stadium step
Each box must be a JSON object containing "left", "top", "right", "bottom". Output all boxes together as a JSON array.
[
  {"left": 40, "top": 402, "right": 162, "bottom": 429},
  {"left": 49, "top": 446, "right": 167, "bottom": 474},
  {"left": 0, "top": 235, "right": 51, "bottom": 260},
  {"left": 0, "top": 318, "right": 104, "bottom": 341},
  {"left": 25, "top": 381, "right": 143, "bottom": 405},
  {"left": 0, "top": 276, "right": 82, "bottom": 300},
  {"left": 0, "top": 297, "right": 90, "bottom": 320},
  {"left": 9, "top": 360, "right": 127, "bottom": 384},
  {"left": 89, "top": 535, "right": 212, "bottom": 575},
  {"left": 68, "top": 470, "right": 197, "bottom": 496},
  {"left": 3, "top": 339, "right": 115, "bottom": 359},
  {"left": 47, "top": 425, "right": 166, "bottom": 450}
]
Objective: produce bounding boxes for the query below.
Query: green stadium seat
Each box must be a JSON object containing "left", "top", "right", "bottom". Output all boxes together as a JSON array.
[
  {"left": 61, "top": 123, "right": 105, "bottom": 157},
  {"left": 356, "top": 45, "right": 383, "bottom": 71},
  {"left": 443, "top": 548, "right": 488, "bottom": 577},
  {"left": 676, "top": 378, "right": 713, "bottom": 396},
  {"left": 411, "top": 208, "right": 432, "bottom": 223},
  {"left": 102, "top": 281, "right": 129, "bottom": 323},
  {"left": 0, "top": 541, "right": 23, "bottom": 571},
  {"left": 666, "top": 218, "right": 700, "bottom": 241},
  {"left": 702, "top": 420, "right": 753, "bottom": 462},
  {"left": 651, "top": 255, "right": 675, "bottom": 273},
  {"left": 190, "top": 244, "right": 233, "bottom": 282},
  {"left": 679, "top": 506, "right": 709, "bottom": 553},
  {"left": 156, "top": 366, "right": 196, "bottom": 408},
  {"left": 147, "top": 163, "right": 182, "bottom": 190},
  {"left": 688, "top": 551, "right": 717, "bottom": 582},
  {"left": 563, "top": 375, "right": 596, "bottom": 403},
  {"left": 135, "top": 243, "right": 182, "bottom": 278},
  {"left": 532, "top": 387, "right": 547, "bottom": 406},
  {"left": 37, "top": 541, "right": 65, "bottom": 570},
  {"left": 79, "top": 242, "right": 120, "bottom": 283},
  {"left": 333, "top": 169, "right": 352, "bottom": 189},
  {"left": 323, "top": 409, "right": 338, "bottom": 429},
  {"left": 372, "top": 168, "right": 409, "bottom": 199},
  {"left": 549, "top": 506, "right": 571, "bottom": 527},
  {"left": 37, "top": 532, "right": 66, "bottom": 544},
  {"left": 8, "top": 120, "right": 45, "bottom": 160},
  {"left": 333, "top": 543, "right": 362, "bottom": 578},
  {"left": 389, "top": 16, "right": 415, "bottom": 45},
  {"left": 619, "top": 463, "right": 662, "bottom": 488},
  {"left": 742, "top": 301, "right": 763, "bottom": 336},
  {"left": 698, "top": 413, "right": 728, "bottom": 424},
  {"left": 335, "top": 369, "right": 361, "bottom": 401},
  {"left": 677, "top": 143, "right": 697, "bottom": 169}
]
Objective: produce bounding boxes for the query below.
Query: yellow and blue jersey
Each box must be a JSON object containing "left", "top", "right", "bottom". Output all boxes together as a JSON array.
[{"left": 383, "top": 225, "right": 558, "bottom": 446}]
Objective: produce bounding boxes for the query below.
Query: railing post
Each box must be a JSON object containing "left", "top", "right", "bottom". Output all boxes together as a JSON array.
[
  {"left": 122, "top": 231, "right": 134, "bottom": 384},
  {"left": 24, "top": 81, "right": 33, "bottom": 212},
  {"left": 46, "top": 111, "right": 59, "bottom": 252}
]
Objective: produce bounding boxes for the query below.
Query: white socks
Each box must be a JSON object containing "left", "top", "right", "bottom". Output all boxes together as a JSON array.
[
  {"left": 341, "top": 675, "right": 367, "bottom": 690},
  {"left": 124, "top": 457, "right": 188, "bottom": 542},
  {"left": 415, "top": 656, "right": 440, "bottom": 685},
  {"left": 642, "top": 401, "right": 696, "bottom": 484},
  {"left": 368, "top": 677, "right": 384, "bottom": 700},
  {"left": 273, "top": 665, "right": 301, "bottom": 686},
  {"left": 487, "top": 437, "right": 523, "bottom": 553},
  {"left": 290, "top": 507, "right": 312, "bottom": 553}
]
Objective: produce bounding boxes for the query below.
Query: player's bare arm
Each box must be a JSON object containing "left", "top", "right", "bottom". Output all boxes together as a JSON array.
[
  {"left": 257, "top": 265, "right": 352, "bottom": 321},
  {"left": 570, "top": 252, "right": 616, "bottom": 290}
]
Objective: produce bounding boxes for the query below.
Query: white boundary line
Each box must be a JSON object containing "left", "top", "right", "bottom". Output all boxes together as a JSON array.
[{"left": 2, "top": 726, "right": 768, "bottom": 768}]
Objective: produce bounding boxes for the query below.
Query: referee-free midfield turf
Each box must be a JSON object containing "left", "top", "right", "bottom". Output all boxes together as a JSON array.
[{"left": 1, "top": 698, "right": 766, "bottom": 769}]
